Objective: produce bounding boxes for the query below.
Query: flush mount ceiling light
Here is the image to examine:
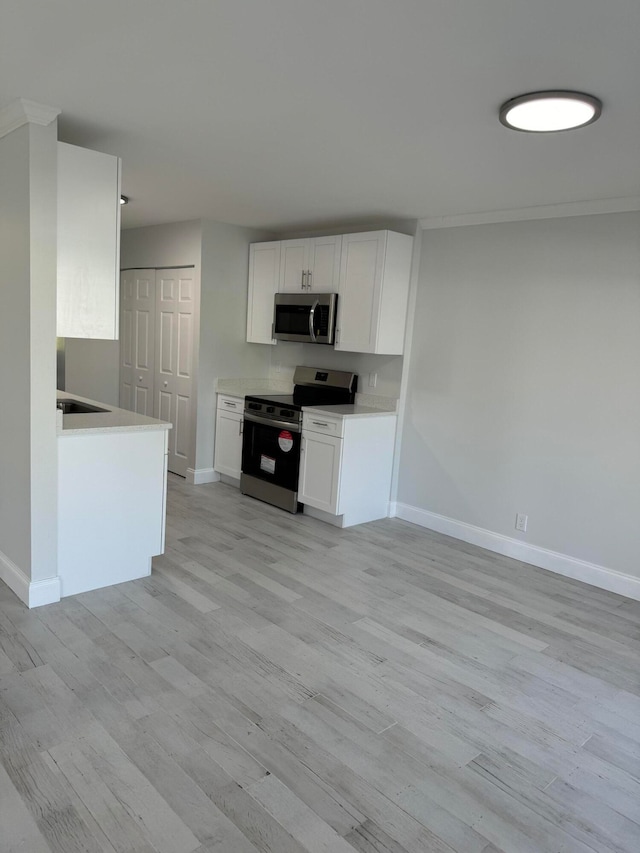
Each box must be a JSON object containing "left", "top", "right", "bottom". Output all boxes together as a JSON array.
[
  {"left": 120, "top": 195, "right": 129, "bottom": 205},
  {"left": 499, "top": 90, "right": 602, "bottom": 132}
]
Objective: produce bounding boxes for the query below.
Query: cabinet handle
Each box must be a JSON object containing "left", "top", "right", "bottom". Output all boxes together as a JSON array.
[
  {"left": 239, "top": 420, "right": 243, "bottom": 435},
  {"left": 163, "top": 381, "right": 168, "bottom": 387},
  {"left": 138, "top": 376, "right": 143, "bottom": 382},
  {"left": 224, "top": 401, "right": 236, "bottom": 407},
  {"left": 312, "top": 421, "right": 329, "bottom": 427},
  {"left": 301, "top": 270, "right": 306, "bottom": 290},
  {"left": 307, "top": 270, "right": 312, "bottom": 290},
  {"left": 335, "top": 328, "right": 340, "bottom": 344}
]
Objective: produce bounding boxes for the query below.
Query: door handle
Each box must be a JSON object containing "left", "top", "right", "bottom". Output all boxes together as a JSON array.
[{"left": 308, "top": 299, "right": 319, "bottom": 343}]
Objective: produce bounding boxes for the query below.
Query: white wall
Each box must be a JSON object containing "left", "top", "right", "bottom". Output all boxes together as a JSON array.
[
  {"left": 272, "top": 344, "right": 404, "bottom": 399},
  {"left": 64, "top": 338, "right": 120, "bottom": 405},
  {"left": 198, "top": 219, "right": 273, "bottom": 470},
  {"left": 397, "top": 212, "right": 640, "bottom": 584},
  {"left": 121, "top": 219, "right": 202, "bottom": 269},
  {"left": 0, "top": 118, "right": 58, "bottom": 601}
]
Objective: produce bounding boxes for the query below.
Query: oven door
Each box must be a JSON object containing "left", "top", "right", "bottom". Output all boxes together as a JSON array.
[
  {"left": 273, "top": 293, "right": 337, "bottom": 344},
  {"left": 241, "top": 414, "right": 302, "bottom": 510}
]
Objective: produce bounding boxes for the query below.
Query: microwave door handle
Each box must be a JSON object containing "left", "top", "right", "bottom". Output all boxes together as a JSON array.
[{"left": 308, "top": 300, "right": 319, "bottom": 342}]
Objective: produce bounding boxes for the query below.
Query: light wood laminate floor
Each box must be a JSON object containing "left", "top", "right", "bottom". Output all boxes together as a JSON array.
[{"left": 1, "top": 475, "right": 639, "bottom": 853}]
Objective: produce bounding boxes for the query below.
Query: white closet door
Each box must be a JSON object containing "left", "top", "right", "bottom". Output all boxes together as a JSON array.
[
  {"left": 155, "top": 269, "right": 195, "bottom": 477},
  {"left": 119, "top": 270, "right": 156, "bottom": 415}
]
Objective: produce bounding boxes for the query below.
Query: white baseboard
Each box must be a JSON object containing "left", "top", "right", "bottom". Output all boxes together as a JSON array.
[
  {"left": 186, "top": 467, "right": 219, "bottom": 485},
  {"left": 394, "top": 503, "right": 640, "bottom": 602},
  {"left": 303, "top": 505, "right": 345, "bottom": 528},
  {"left": 0, "top": 549, "right": 61, "bottom": 608},
  {"left": 28, "top": 577, "right": 62, "bottom": 608}
]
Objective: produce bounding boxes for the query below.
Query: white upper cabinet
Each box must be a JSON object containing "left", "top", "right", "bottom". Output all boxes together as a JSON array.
[
  {"left": 57, "top": 142, "right": 121, "bottom": 339},
  {"left": 247, "top": 241, "right": 280, "bottom": 344},
  {"left": 335, "top": 230, "right": 413, "bottom": 355},
  {"left": 279, "top": 235, "right": 342, "bottom": 293}
]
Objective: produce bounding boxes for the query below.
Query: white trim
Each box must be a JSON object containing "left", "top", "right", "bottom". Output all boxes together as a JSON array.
[
  {"left": 0, "top": 549, "right": 61, "bottom": 608},
  {"left": 303, "top": 505, "right": 345, "bottom": 528},
  {"left": 388, "top": 501, "right": 398, "bottom": 518},
  {"left": 0, "top": 98, "right": 61, "bottom": 139},
  {"left": 186, "top": 467, "right": 219, "bottom": 485},
  {"left": 419, "top": 196, "right": 640, "bottom": 230},
  {"left": 394, "top": 504, "right": 640, "bottom": 602},
  {"left": 28, "top": 577, "right": 62, "bottom": 608},
  {"left": 389, "top": 223, "right": 422, "bottom": 505}
]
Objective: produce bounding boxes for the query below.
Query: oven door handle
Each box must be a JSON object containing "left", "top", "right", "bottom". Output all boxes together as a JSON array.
[
  {"left": 308, "top": 300, "right": 319, "bottom": 342},
  {"left": 243, "top": 412, "right": 301, "bottom": 433}
]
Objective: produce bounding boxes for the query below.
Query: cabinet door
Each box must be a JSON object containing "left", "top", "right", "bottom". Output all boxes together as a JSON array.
[
  {"left": 299, "top": 432, "right": 343, "bottom": 514},
  {"left": 307, "top": 235, "right": 342, "bottom": 292},
  {"left": 57, "top": 142, "right": 121, "bottom": 339},
  {"left": 214, "top": 411, "right": 243, "bottom": 479},
  {"left": 279, "top": 239, "right": 309, "bottom": 292},
  {"left": 247, "top": 242, "right": 280, "bottom": 343},
  {"left": 335, "top": 231, "right": 386, "bottom": 353},
  {"left": 336, "top": 231, "right": 412, "bottom": 355}
]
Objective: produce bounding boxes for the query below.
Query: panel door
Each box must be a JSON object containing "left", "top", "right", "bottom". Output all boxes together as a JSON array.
[
  {"left": 307, "top": 235, "right": 342, "bottom": 291},
  {"left": 119, "top": 270, "right": 156, "bottom": 415},
  {"left": 299, "top": 432, "right": 343, "bottom": 514},
  {"left": 279, "top": 239, "right": 309, "bottom": 292},
  {"left": 155, "top": 269, "right": 196, "bottom": 477}
]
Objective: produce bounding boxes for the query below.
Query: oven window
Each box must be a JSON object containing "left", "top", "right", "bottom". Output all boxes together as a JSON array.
[{"left": 242, "top": 419, "right": 301, "bottom": 490}]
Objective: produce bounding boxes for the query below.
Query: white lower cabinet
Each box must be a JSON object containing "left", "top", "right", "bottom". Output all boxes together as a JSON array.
[
  {"left": 214, "top": 395, "right": 244, "bottom": 479},
  {"left": 300, "top": 410, "right": 397, "bottom": 527},
  {"left": 299, "top": 428, "right": 343, "bottom": 514},
  {"left": 58, "top": 427, "right": 169, "bottom": 597}
]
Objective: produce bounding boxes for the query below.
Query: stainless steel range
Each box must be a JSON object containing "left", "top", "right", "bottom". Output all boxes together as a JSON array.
[{"left": 240, "top": 366, "right": 357, "bottom": 513}]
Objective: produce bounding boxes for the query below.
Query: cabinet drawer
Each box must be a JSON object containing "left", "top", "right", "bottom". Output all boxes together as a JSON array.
[
  {"left": 303, "top": 413, "right": 344, "bottom": 437},
  {"left": 217, "top": 394, "right": 244, "bottom": 413}
]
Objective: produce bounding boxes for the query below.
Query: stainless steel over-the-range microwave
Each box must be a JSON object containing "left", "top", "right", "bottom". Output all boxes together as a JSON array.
[{"left": 273, "top": 292, "right": 338, "bottom": 344}]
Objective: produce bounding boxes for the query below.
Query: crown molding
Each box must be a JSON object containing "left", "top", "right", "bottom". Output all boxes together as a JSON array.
[
  {"left": 419, "top": 196, "right": 640, "bottom": 230},
  {"left": 0, "top": 98, "right": 61, "bottom": 140}
]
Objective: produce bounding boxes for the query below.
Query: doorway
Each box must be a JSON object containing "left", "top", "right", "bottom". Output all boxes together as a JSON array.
[{"left": 119, "top": 268, "right": 197, "bottom": 477}]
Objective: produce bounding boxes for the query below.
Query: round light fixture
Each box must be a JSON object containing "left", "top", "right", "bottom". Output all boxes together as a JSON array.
[
  {"left": 120, "top": 195, "right": 129, "bottom": 205},
  {"left": 499, "top": 91, "right": 602, "bottom": 132}
]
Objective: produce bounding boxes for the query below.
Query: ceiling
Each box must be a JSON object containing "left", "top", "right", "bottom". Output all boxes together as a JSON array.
[{"left": 1, "top": 0, "right": 639, "bottom": 231}]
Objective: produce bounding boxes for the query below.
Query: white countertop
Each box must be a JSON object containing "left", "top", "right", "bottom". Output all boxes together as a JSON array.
[
  {"left": 302, "top": 403, "right": 397, "bottom": 419},
  {"left": 57, "top": 391, "right": 172, "bottom": 435},
  {"left": 216, "top": 378, "right": 292, "bottom": 398}
]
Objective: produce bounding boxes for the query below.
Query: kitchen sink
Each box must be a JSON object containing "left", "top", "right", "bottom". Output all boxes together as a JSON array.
[{"left": 57, "top": 398, "right": 110, "bottom": 415}]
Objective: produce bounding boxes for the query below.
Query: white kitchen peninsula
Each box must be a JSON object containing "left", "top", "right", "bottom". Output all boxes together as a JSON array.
[{"left": 57, "top": 392, "right": 171, "bottom": 597}]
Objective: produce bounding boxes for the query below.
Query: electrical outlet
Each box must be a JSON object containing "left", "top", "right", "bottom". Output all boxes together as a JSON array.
[
  {"left": 368, "top": 372, "right": 378, "bottom": 388},
  {"left": 515, "top": 513, "right": 528, "bottom": 532}
]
